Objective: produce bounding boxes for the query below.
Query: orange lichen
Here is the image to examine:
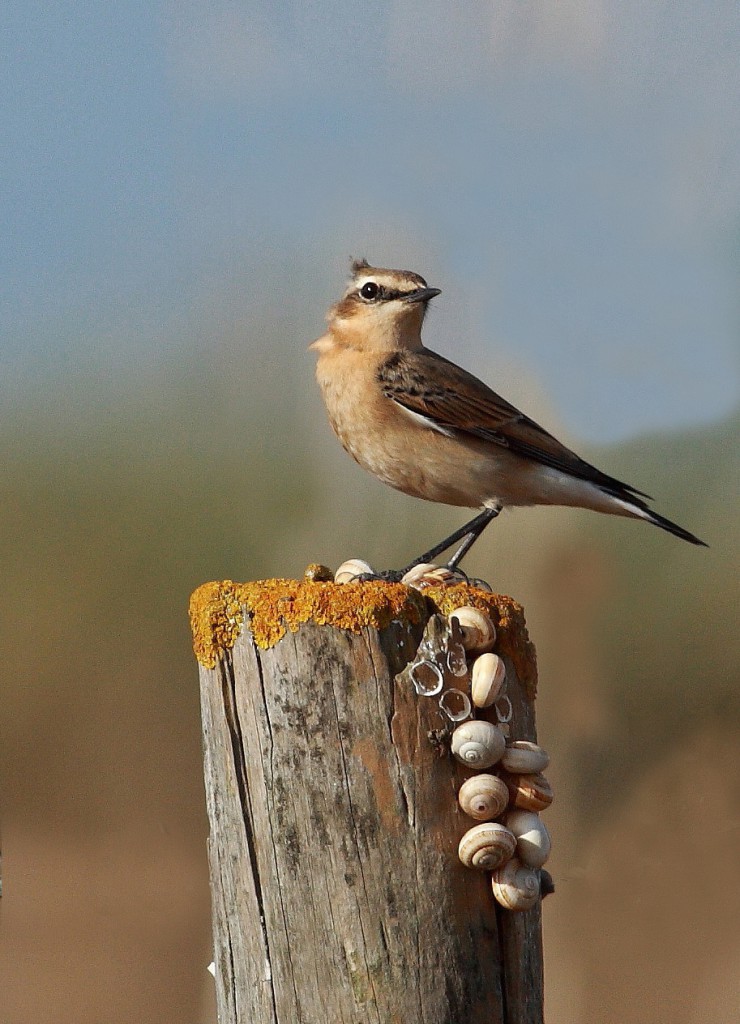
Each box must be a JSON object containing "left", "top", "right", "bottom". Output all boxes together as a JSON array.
[
  {"left": 189, "top": 577, "right": 537, "bottom": 698},
  {"left": 188, "top": 580, "right": 245, "bottom": 669},
  {"left": 189, "top": 578, "right": 426, "bottom": 668}
]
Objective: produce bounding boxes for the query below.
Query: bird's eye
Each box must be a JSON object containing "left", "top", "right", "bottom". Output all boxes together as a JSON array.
[{"left": 360, "top": 281, "right": 379, "bottom": 300}]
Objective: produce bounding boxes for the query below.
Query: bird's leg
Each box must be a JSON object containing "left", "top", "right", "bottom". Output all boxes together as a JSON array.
[
  {"left": 446, "top": 506, "right": 501, "bottom": 570},
  {"left": 400, "top": 506, "right": 501, "bottom": 575},
  {"left": 355, "top": 507, "right": 502, "bottom": 584}
]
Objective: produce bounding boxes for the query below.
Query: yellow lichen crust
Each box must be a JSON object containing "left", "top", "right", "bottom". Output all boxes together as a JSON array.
[
  {"left": 189, "top": 578, "right": 427, "bottom": 668},
  {"left": 421, "top": 584, "right": 538, "bottom": 700},
  {"left": 190, "top": 577, "right": 537, "bottom": 694},
  {"left": 189, "top": 580, "right": 245, "bottom": 669}
]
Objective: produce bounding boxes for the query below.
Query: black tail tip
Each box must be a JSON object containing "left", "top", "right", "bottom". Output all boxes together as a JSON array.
[{"left": 650, "top": 511, "right": 708, "bottom": 547}]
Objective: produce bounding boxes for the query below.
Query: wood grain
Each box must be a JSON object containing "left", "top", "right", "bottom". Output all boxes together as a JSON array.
[{"left": 197, "top": 589, "right": 543, "bottom": 1023}]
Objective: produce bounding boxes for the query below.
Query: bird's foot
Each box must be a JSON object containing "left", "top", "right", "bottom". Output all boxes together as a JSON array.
[
  {"left": 355, "top": 564, "right": 493, "bottom": 593},
  {"left": 356, "top": 569, "right": 405, "bottom": 584}
]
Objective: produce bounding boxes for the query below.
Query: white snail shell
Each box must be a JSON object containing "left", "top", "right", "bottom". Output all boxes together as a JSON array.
[
  {"left": 470, "top": 652, "right": 506, "bottom": 708},
  {"left": 491, "top": 858, "right": 540, "bottom": 911},
  {"left": 401, "top": 564, "right": 465, "bottom": 589},
  {"left": 400, "top": 563, "right": 439, "bottom": 586},
  {"left": 458, "top": 774, "right": 509, "bottom": 821},
  {"left": 334, "top": 558, "right": 374, "bottom": 584},
  {"left": 450, "top": 720, "right": 506, "bottom": 769},
  {"left": 505, "top": 810, "right": 551, "bottom": 868},
  {"left": 503, "top": 771, "right": 553, "bottom": 812},
  {"left": 500, "top": 740, "right": 550, "bottom": 775},
  {"left": 449, "top": 606, "right": 496, "bottom": 654},
  {"left": 458, "top": 822, "right": 516, "bottom": 871},
  {"left": 426, "top": 565, "right": 466, "bottom": 584}
]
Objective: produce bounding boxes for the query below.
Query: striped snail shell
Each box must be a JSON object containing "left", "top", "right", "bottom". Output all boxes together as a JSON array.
[
  {"left": 502, "top": 771, "right": 553, "bottom": 812},
  {"left": 458, "top": 774, "right": 509, "bottom": 821},
  {"left": 500, "top": 741, "right": 550, "bottom": 775},
  {"left": 400, "top": 563, "right": 440, "bottom": 587},
  {"left": 423, "top": 565, "right": 461, "bottom": 584},
  {"left": 450, "top": 720, "right": 506, "bottom": 769},
  {"left": 491, "top": 858, "right": 540, "bottom": 911},
  {"left": 402, "top": 564, "right": 468, "bottom": 589},
  {"left": 458, "top": 822, "right": 516, "bottom": 871}
]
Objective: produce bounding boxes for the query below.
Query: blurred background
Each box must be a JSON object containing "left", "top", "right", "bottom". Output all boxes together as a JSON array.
[{"left": 1, "top": 1, "right": 738, "bottom": 1021}]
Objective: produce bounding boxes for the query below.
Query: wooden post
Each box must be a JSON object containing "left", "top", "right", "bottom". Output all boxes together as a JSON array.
[{"left": 190, "top": 574, "right": 543, "bottom": 1024}]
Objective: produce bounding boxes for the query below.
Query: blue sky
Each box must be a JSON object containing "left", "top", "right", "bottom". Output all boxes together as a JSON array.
[{"left": 3, "top": 0, "right": 738, "bottom": 442}]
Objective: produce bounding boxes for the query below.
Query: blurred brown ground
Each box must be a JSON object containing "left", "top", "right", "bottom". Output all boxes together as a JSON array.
[{"left": 1, "top": 344, "right": 737, "bottom": 1022}]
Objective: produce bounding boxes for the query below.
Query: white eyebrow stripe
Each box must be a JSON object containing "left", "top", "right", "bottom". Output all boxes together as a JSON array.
[
  {"left": 393, "top": 401, "right": 456, "bottom": 437},
  {"left": 355, "top": 275, "right": 421, "bottom": 294}
]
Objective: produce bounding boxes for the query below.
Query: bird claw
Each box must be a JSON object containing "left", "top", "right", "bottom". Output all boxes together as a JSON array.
[
  {"left": 358, "top": 564, "right": 469, "bottom": 586},
  {"left": 356, "top": 569, "right": 405, "bottom": 584}
]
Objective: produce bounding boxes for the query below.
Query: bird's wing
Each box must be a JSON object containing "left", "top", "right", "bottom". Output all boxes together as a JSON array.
[{"left": 378, "top": 348, "right": 651, "bottom": 500}]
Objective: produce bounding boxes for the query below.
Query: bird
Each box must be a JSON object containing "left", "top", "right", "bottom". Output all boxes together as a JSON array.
[{"left": 310, "top": 258, "right": 707, "bottom": 574}]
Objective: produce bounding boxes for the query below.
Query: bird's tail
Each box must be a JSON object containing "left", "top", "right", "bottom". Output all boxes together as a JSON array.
[
  {"left": 606, "top": 487, "right": 708, "bottom": 546},
  {"left": 641, "top": 507, "right": 708, "bottom": 546}
]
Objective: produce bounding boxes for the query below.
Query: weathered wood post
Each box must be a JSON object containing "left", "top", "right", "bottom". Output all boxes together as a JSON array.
[{"left": 190, "top": 571, "right": 543, "bottom": 1024}]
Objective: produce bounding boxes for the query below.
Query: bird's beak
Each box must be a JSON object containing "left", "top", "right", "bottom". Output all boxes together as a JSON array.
[
  {"left": 403, "top": 287, "right": 441, "bottom": 304},
  {"left": 308, "top": 334, "right": 333, "bottom": 353}
]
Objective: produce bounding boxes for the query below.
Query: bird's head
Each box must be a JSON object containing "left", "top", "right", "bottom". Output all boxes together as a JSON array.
[{"left": 318, "top": 258, "right": 441, "bottom": 352}]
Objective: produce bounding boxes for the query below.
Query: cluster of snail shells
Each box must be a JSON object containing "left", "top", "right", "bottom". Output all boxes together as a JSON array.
[
  {"left": 455, "top": 736, "right": 553, "bottom": 911},
  {"left": 444, "top": 603, "right": 552, "bottom": 912},
  {"left": 332, "top": 564, "right": 552, "bottom": 912},
  {"left": 403, "top": 598, "right": 552, "bottom": 911}
]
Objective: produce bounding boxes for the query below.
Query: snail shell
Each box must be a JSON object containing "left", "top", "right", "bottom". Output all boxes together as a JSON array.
[
  {"left": 424, "top": 565, "right": 464, "bottom": 584},
  {"left": 334, "top": 558, "right": 374, "bottom": 584},
  {"left": 400, "top": 563, "right": 439, "bottom": 586},
  {"left": 500, "top": 740, "right": 550, "bottom": 775},
  {"left": 449, "top": 606, "right": 496, "bottom": 654},
  {"left": 401, "top": 564, "right": 465, "bottom": 589},
  {"left": 450, "top": 720, "right": 506, "bottom": 769},
  {"left": 458, "top": 822, "right": 516, "bottom": 871},
  {"left": 470, "top": 652, "right": 506, "bottom": 708},
  {"left": 505, "top": 809, "right": 551, "bottom": 868},
  {"left": 458, "top": 774, "right": 509, "bottom": 821},
  {"left": 502, "top": 771, "right": 553, "bottom": 812},
  {"left": 303, "top": 563, "right": 334, "bottom": 582},
  {"left": 491, "top": 858, "right": 540, "bottom": 911}
]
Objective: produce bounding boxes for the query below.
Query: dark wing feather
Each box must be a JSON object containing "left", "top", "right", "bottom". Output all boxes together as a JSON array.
[{"left": 378, "top": 348, "right": 652, "bottom": 501}]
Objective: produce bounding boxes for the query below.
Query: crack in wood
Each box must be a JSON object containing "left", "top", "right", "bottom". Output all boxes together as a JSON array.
[{"left": 219, "top": 651, "right": 280, "bottom": 1023}]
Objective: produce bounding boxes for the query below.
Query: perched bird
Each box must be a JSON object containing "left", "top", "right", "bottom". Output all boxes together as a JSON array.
[{"left": 310, "top": 259, "right": 706, "bottom": 571}]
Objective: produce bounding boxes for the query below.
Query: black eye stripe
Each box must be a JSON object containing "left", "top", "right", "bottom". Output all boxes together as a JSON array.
[{"left": 358, "top": 286, "right": 419, "bottom": 301}]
